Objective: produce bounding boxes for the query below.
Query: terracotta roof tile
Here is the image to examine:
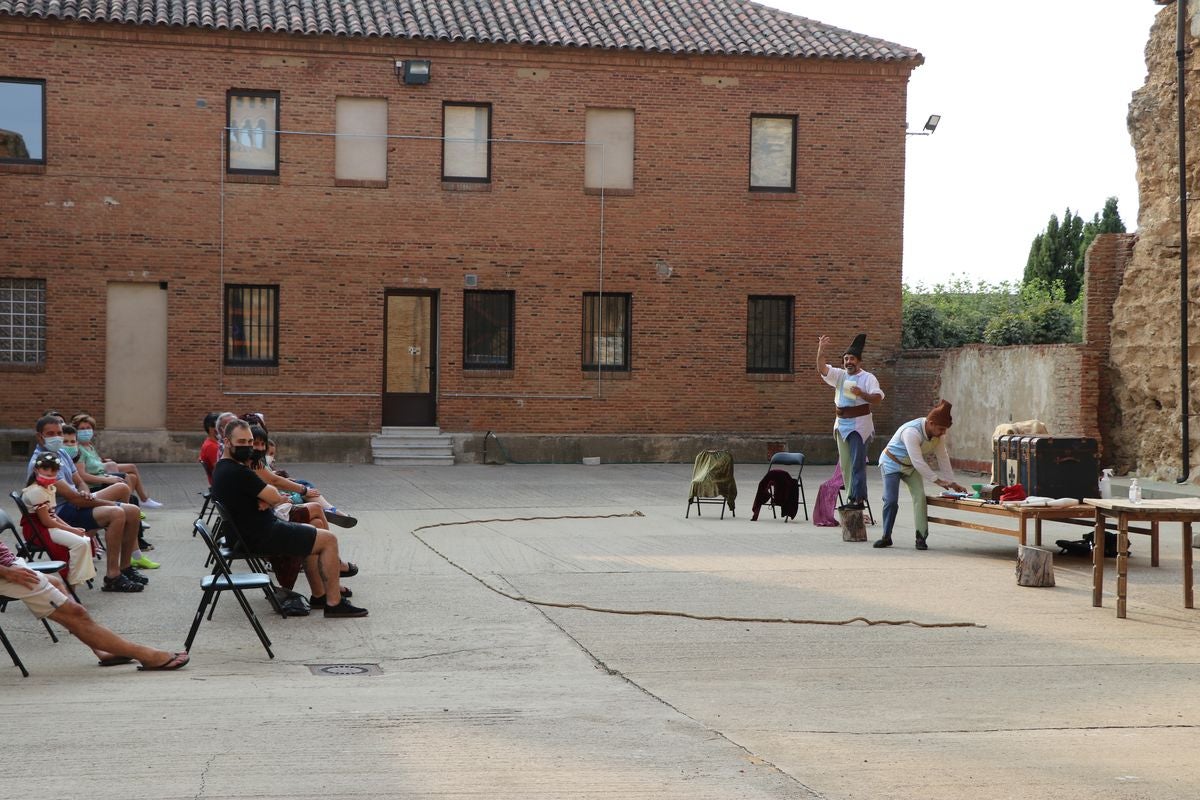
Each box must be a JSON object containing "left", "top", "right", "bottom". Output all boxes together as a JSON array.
[{"left": 0, "top": 0, "right": 922, "bottom": 63}]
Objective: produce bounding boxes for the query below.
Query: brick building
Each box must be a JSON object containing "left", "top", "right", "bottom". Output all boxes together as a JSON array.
[{"left": 0, "top": 0, "right": 922, "bottom": 463}]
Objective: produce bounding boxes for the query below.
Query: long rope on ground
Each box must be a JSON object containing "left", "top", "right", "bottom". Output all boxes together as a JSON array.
[{"left": 410, "top": 512, "right": 985, "bottom": 629}]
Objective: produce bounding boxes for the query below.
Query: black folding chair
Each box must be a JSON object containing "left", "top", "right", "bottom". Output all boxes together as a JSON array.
[
  {"left": 186, "top": 520, "right": 275, "bottom": 659},
  {"left": 763, "top": 452, "right": 809, "bottom": 521},
  {"left": 207, "top": 502, "right": 286, "bottom": 617},
  {"left": 1, "top": 560, "right": 67, "bottom": 677},
  {"left": 0, "top": 508, "right": 29, "bottom": 560}
]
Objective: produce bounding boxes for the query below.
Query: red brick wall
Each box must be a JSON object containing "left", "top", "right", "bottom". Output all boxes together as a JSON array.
[
  {"left": 1083, "top": 232, "right": 1137, "bottom": 465},
  {"left": 0, "top": 19, "right": 914, "bottom": 445}
]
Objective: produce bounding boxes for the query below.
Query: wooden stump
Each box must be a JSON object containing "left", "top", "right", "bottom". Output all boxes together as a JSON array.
[
  {"left": 1016, "top": 544, "right": 1055, "bottom": 587},
  {"left": 841, "top": 508, "right": 867, "bottom": 542}
]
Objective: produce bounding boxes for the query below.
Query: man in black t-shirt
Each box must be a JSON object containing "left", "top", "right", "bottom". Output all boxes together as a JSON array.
[{"left": 210, "top": 419, "right": 367, "bottom": 618}]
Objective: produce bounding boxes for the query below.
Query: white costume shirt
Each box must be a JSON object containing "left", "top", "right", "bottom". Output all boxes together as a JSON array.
[{"left": 821, "top": 366, "right": 884, "bottom": 441}]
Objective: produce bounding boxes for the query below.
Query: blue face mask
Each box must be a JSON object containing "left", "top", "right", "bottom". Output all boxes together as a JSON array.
[
  {"left": 77, "top": 429, "right": 95, "bottom": 443},
  {"left": 63, "top": 445, "right": 79, "bottom": 458},
  {"left": 43, "top": 436, "right": 64, "bottom": 452}
]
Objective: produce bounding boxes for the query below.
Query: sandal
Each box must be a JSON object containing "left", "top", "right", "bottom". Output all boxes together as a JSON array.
[
  {"left": 97, "top": 655, "right": 135, "bottom": 667},
  {"left": 339, "top": 562, "right": 359, "bottom": 578},
  {"left": 138, "top": 651, "right": 190, "bottom": 671}
]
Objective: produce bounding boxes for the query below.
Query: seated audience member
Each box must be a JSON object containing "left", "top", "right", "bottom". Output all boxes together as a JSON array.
[
  {"left": 244, "top": 416, "right": 357, "bottom": 529},
  {"left": 210, "top": 419, "right": 367, "bottom": 618},
  {"left": 22, "top": 452, "right": 98, "bottom": 592},
  {"left": 247, "top": 424, "right": 358, "bottom": 530},
  {"left": 29, "top": 416, "right": 153, "bottom": 590},
  {"left": 198, "top": 411, "right": 221, "bottom": 483},
  {"left": 0, "top": 539, "right": 187, "bottom": 670},
  {"left": 71, "top": 413, "right": 163, "bottom": 508}
]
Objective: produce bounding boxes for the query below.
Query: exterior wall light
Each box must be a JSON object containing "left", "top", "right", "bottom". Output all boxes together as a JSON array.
[
  {"left": 396, "top": 59, "right": 431, "bottom": 85},
  {"left": 907, "top": 114, "right": 941, "bottom": 136}
]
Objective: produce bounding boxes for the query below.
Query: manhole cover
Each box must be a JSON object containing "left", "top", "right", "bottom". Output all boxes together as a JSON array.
[{"left": 307, "top": 663, "right": 382, "bottom": 676}]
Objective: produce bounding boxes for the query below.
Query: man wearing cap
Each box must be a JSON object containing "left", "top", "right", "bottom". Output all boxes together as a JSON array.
[
  {"left": 817, "top": 333, "right": 884, "bottom": 511},
  {"left": 875, "top": 400, "right": 969, "bottom": 550}
]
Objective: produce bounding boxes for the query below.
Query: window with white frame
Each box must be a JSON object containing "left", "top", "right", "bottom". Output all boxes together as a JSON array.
[
  {"left": 0, "top": 278, "right": 46, "bottom": 365},
  {"left": 749, "top": 114, "right": 796, "bottom": 191},
  {"left": 227, "top": 90, "right": 280, "bottom": 174},
  {"left": 335, "top": 97, "right": 388, "bottom": 182},
  {"left": 443, "top": 102, "right": 490, "bottom": 182},
  {"left": 0, "top": 79, "right": 46, "bottom": 164},
  {"left": 585, "top": 108, "right": 634, "bottom": 190}
]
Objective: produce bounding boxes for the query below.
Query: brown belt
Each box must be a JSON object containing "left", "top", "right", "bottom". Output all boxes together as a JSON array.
[
  {"left": 835, "top": 404, "right": 872, "bottom": 419},
  {"left": 884, "top": 448, "right": 909, "bottom": 466}
]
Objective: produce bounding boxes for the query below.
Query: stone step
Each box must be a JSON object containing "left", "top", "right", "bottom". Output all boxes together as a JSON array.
[
  {"left": 379, "top": 426, "right": 445, "bottom": 437},
  {"left": 372, "top": 456, "right": 456, "bottom": 466},
  {"left": 371, "top": 446, "right": 454, "bottom": 459}
]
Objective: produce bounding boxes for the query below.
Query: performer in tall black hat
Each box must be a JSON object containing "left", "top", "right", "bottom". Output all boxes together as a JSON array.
[{"left": 816, "top": 332, "right": 884, "bottom": 512}]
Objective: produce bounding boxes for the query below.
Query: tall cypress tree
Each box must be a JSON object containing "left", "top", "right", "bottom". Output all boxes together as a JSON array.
[{"left": 1024, "top": 200, "right": 1123, "bottom": 303}]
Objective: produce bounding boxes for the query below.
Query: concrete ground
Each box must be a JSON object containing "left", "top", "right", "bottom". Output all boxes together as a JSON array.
[{"left": 3, "top": 460, "right": 1199, "bottom": 800}]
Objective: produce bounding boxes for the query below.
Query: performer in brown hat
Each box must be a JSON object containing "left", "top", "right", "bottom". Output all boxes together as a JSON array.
[
  {"left": 874, "top": 400, "right": 967, "bottom": 550},
  {"left": 816, "top": 333, "right": 884, "bottom": 511}
]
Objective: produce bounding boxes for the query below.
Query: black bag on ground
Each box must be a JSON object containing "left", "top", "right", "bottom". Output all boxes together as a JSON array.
[{"left": 1056, "top": 531, "right": 1125, "bottom": 559}]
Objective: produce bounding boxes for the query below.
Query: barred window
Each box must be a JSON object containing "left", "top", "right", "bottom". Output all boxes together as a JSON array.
[
  {"left": 582, "top": 293, "right": 630, "bottom": 371},
  {"left": 747, "top": 295, "right": 793, "bottom": 373},
  {"left": 464, "top": 290, "right": 514, "bottom": 369},
  {"left": 0, "top": 278, "right": 46, "bottom": 364},
  {"left": 224, "top": 285, "right": 279, "bottom": 365}
]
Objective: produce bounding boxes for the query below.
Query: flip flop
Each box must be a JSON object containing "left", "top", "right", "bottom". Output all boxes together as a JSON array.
[
  {"left": 339, "top": 562, "right": 359, "bottom": 578},
  {"left": 138, "top": 651, "right": 190, "bottom": 671},
  {"left": 97, "top": 656, "right": 135, "bottom": 667}
]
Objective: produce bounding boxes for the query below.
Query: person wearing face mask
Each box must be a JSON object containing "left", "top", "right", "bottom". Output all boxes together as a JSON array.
[
  {"left": 816, "top": 333, "right": 885, "bottom": 513},
  {"left": 28, "top": 415, "right": 149, "bottom": 592},
  {"left": 210, "top": 419, "right": 367, "bottom": 618},
  {"left": 21, "top": 452, "right": 98, "bottom": 591},
  {"left": 70, "top": 413, "right": 163, "bottom": 509}
]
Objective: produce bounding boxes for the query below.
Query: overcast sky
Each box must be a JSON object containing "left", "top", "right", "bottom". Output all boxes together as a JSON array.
[{"left": 767, "top": 0, "right": 1163, "bottom": 288}]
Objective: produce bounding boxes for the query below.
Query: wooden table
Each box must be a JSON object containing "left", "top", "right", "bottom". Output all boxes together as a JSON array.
[
  {"left": 925, "top": 496, "right": 1094, "bottom": 546},
  {"left": 1086, "top": 498, "right": 1200, "bottom": 619}
]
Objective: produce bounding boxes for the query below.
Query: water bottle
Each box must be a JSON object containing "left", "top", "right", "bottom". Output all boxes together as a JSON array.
[
  {"left": 1099, "top": 469, "right": 1114, "bottom": 499},
  {"left": 1129, "top": 478, "right": 1142, "bottom": 504}
]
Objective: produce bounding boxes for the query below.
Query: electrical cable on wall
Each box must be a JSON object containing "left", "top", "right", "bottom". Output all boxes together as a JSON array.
[{"left": 411, "top": 512, "right": 985, "bottom": 629}]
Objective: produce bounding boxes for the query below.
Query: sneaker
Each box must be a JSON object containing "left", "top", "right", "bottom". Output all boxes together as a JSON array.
[
  {"left": 102, "top": 574, "right": 144, "bottom": 593},
  {"left": 141, "top": 498, "right": 164, "bottom": 509},
  {"left": 139, "top": 535, "right": 154, "bottom": 551},
  {"left": 308, "top": 587, "right": 353, "bottom": 608},
  {"left": 324, "top": 508, "right": 358, "bottom": 529},
  {"left": 872, "top": 536, "right": 893, "bottom": 548},
  {"left": 130, "top": 554, "right": 160, "bottom": 570},
  {"left": 121, "top": 567, "right": 149, "bottom": 584},
  {"left": 323, "top": 598, "right": 368, "bottom": 618}
]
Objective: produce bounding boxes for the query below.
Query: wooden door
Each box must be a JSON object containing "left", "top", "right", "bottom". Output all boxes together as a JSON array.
[{"left": 382, "top": 290, "right": 437, "bottom": 426}]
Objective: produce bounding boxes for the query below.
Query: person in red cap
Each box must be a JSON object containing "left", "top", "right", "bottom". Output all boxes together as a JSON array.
[
  {"left": 874, "top": 400, "right": 968, "bottom": 550},
  {"left": 816, "top": 333, "right": 884, "bottom": 511}
]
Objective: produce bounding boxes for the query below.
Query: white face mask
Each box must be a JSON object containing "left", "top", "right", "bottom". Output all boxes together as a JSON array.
[
  {"left": 77, "top": 429, "right": 95, "bottom": 443},
  {"left": 43, "top": 436, "right": 64, "bottom": 452}
]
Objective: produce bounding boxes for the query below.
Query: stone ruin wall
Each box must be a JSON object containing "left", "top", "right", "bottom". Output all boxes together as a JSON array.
[{"left": 1112, "top": 5, "right": 1200, "bottom": 479}]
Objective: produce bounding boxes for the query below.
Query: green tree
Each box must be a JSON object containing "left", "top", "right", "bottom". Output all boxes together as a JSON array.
[
  {"left": 1074, "top": 196, "right": 1127, "bottom": 277},
  {"left": 1023, "top": 198, "right": 1125, "bottom": 304},
  {"left": 1024, "top": 208, "right": 1086, "bottom": 302},
  {"left": 902, "top": 277, "right": 1080, "bottom": 349}
]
